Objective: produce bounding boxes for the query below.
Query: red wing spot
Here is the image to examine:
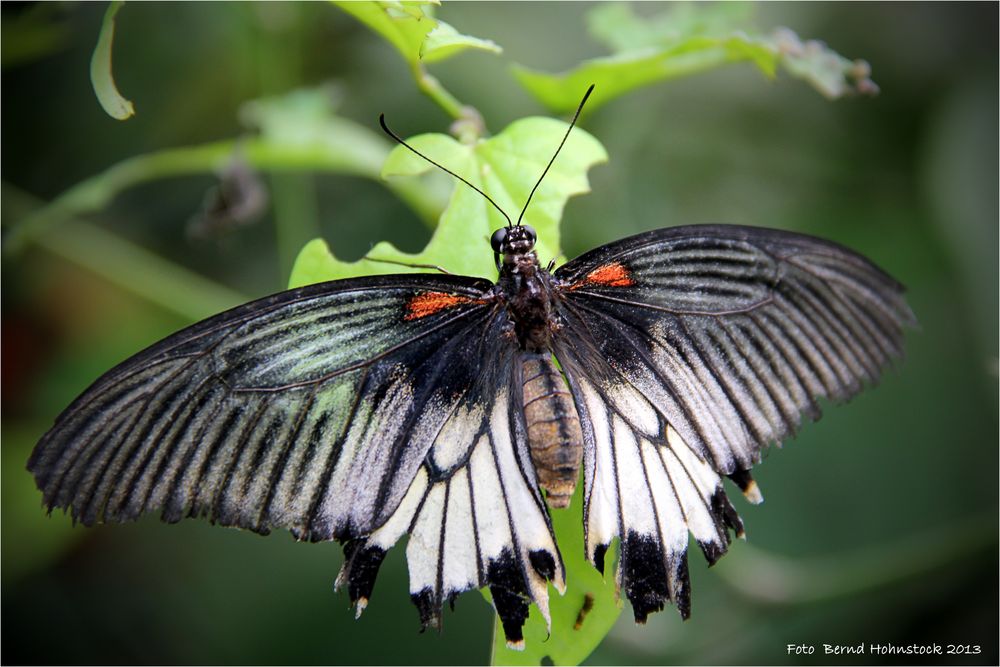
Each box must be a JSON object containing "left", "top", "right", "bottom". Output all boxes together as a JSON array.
[
  {"left": 404, "top": 292, "right": 474, "bottom": 320},
  {"left": 572, "top": 262, "right": 635, "bottom": 289}
]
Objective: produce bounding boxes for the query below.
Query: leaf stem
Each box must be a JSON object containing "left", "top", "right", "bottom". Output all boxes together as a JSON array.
[
  {"left": 253, "top": 4, "right": 322, "bottom": 283},
  {"left": 411, "top": 61, "right": 466, "bottom": 121},
  {"left": 270, "top": 172, "right": 320, "bottom": 282}
]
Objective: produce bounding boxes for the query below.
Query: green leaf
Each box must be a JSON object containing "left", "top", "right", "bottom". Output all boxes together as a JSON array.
[
  {"left": 289, "top": 115, "right": 607, "bottom": 287},
  {"left": 334, "top": 0, "right": 500, "bottom": 67},
  {"left": 490, "top": 483, "right": 622, "bottom": 666},
  {"left": 421, "top": 19, "right": 502, "bottom": 63},
  {"left": 512, "top": 2, "right": 877, "bottom": 114},
  {"left": 90, "top": 0, "right": 134, "bottom": 120},
  {"left": 241, "top": 85, "right": 385, "bottom": 176}
]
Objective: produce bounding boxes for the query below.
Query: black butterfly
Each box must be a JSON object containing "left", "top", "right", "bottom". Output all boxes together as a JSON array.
[{"left": 27, "top": 87, "right": 914, "bottom": 649}]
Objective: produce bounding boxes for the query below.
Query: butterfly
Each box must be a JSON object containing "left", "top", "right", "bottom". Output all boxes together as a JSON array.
[{"left": 27, "top": 86, "right": 914, "bottom": 649}]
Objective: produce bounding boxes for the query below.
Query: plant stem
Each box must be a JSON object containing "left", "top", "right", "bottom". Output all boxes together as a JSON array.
[
  {"left": 412, "top": 61, "right": 466, "bottom": 121},
  {"left": 254, "top": 3, "right": 322, "bottom": 282},
  {"left": 2, "top": 138, "right": 447, "bottom": 255},
  {"left": 270, "top": 172, "right": 320, "bottom": 281},
  {"left": 3, "top": 182, "right": 247, "bottom": 321},
  {"left": 40, "top": 222, "right": 248, "bottom": 321}
]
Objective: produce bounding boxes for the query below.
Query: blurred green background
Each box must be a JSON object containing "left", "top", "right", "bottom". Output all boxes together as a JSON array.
[{"left": 2, "top": 2, "right": 997, "bottom": 665}]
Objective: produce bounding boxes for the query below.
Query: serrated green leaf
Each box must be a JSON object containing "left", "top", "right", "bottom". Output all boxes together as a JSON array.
[
  {"left": 290, "top": 115, "right": 607, "bottom": 287},
  {"left": 422, "top": 19, "right": 502, "bottom": 62},
  {"left": 334, "top": 0, "right": 499, "bottom": 66},
  {"left": 513, "top": 2, "right": 877, "bottom": 114},
  {"left": 490, "top": 483, "right": 621, "bottom": 666},
  {"left": 381, "top": 133, "right": 467, "bottom": 177},
  {"left": 90, "top": 0, "right": 134, "bottom": 120}
]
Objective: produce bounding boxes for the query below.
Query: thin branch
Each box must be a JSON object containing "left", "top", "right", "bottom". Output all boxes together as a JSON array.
[
  {"left": 3, "top": 183, "right": 247, "bottom": 321},
  {"left": 3, "top": 137, "right": 447, "bottom": 254}
]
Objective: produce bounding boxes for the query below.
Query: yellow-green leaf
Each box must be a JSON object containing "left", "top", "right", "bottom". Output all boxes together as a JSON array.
[
  {"left": 289, "top": 114, "right": 607, "bottom": 287},
  {"left": 421, "top": 19, "right": 501, "bottom": 63}
]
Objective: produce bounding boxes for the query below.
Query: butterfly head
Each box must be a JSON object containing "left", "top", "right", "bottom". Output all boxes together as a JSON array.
[{"left": 491, "top": 225, "right": 537, "bottom": 270}]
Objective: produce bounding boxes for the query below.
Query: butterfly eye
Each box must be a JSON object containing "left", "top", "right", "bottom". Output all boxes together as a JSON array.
[
  {"left": 521, "top": 225, "right": 537, "bottom": 245},
  {"left": 490, "top": 227, "right": 508, "bottom": 253}
]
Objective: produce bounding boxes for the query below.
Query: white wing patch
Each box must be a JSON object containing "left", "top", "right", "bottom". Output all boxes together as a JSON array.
[
  {"left": 580, "top": 382, "right": 618, "bottom": 563},
  {"left": 573, "top": 373, "right": 748, "bottom": 622},
  {"left": 334, "top": 386, "right": 563, "bottom": 650}
]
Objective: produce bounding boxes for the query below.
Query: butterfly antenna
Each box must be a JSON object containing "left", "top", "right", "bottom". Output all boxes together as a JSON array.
[
  {"left": 379, "top": 114, "right": 513, "bottom": 227},
  {"left": 515, "top": 84, "right": 595, "bottom": 227}
]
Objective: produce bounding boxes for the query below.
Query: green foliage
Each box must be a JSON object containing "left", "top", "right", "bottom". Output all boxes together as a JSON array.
[
  {"left": 3, "top": 87, "right": 447, "bottom": 254},
  {"left": 90, "top": 1, "right": 134, "bottom": 120},
  {"left": 289, "top": 117, "right": 607, "bottom": 286},
  {"left": 335, "top": 0, "right": 501, "bottom": 119},
  {"left": 334, "top": 0, "right": 501, "bottom": 66},
  {"left": 512, "top": 2, "right": 878, "bottom": 114}
]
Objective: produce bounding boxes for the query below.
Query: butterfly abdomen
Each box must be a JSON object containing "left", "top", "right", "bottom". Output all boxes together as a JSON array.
[{"left": 521, "top": 353, "right": 583, "bottom": 508}]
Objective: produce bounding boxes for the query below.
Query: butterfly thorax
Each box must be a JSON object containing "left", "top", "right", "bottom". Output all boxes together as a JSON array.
[
  {"left": 495, "top": 225, "right": 583, "bottom": 508},
  {"left": 499, "top": 251, "right": 557, "bottom": 352}
]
